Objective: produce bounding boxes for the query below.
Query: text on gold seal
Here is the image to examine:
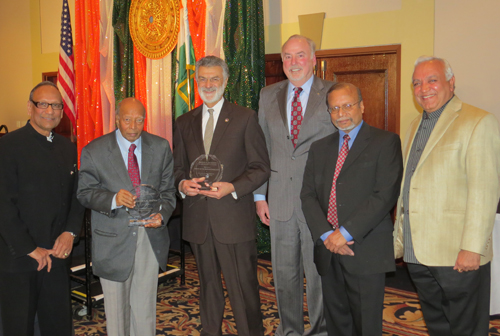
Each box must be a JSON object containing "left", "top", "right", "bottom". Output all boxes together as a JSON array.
[{"left": 129, "top": 0, "right": 180, "bottom": 59}]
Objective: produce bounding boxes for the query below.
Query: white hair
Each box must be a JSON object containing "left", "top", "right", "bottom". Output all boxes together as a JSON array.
[
  {"left": 414, "top": 56, "right": 454, "bottom": 81},
  {"left": 281, "top": 35, "right": 316, "bottom": 60}
]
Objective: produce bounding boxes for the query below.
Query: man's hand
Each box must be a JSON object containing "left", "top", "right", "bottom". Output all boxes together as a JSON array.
[
  {"left": 454, "top": 250, "right": 481, "bottom": 273},
  {"left": 116, "top": 189, "right": 136, "bottom": 208},
  {"left": 28, "top": 247, "right": 53, "bottom": 272},
  {"left": 180, "top": 177, "right": 205, "bottom": 196},
  {"left": 324, "top": 230, "right": 354, "bottom": 256},
  {"left": 256, "top": 200, "right": 270, "bottom": 226},
  {"left": 199, "top": 182, "right": 235, "bottom": 199},
  {"left": 52, "top": 232, "right": 75, "bottom": 259},
  {"left": 144, "top": 213, "right": 163, "bottom": 228}
]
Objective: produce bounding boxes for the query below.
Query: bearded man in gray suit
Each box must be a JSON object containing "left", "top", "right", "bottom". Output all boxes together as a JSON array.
[
  {"left": 77, "top": 98, "right": 176, "bottom": 336},
  {"left": 254, "top": 35, "right": 335, "bottom": 336}
]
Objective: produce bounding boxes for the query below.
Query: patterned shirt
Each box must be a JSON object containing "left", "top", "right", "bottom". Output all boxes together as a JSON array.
[{"left": 402, "top": 97, "right": 453, "bottom": 264}]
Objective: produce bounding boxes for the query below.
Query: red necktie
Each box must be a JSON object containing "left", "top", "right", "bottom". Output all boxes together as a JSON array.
[
  {"left": 290, "top": 87, "right": 303, "bottom": 147},
  {"left": 128, "top": 144, "right": 141, "bottom": 187},
  {"left": 327, "top": 134, "right": 351, "bottom": 229}
]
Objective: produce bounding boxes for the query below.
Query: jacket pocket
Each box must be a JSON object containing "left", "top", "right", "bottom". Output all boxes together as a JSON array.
[{"left": 94, "top": 229, "right": 117, "bottom": 237}]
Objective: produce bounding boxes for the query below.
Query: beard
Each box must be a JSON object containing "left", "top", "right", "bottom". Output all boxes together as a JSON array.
[
  {"left": 198, "top": 84, "right": 226, "bottom": 105},
  {"left": 334, "top": 117, "right": 356, "bottom": 131}
]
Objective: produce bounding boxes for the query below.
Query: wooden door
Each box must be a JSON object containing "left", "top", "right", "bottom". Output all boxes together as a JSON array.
[{"left": 264, "top": 45, "right": 401, "bottom": 134}]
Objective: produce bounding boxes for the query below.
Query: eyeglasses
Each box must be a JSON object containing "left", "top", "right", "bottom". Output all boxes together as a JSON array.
[
  {"left": 328, "top": 101, "right": 361, "bottom": 114},
  {"left": 31, "top": 100, "right": 64, "bottom": 110}
]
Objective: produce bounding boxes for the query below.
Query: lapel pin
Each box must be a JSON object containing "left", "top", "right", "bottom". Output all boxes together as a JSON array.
[{"left": 225, "top": 118, "right": 229, "bottom": 122}]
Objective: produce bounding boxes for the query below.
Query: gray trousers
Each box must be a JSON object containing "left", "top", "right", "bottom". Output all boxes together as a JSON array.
[
  {"left": 100, "top": 227, "right": 159, "bottom": 336},
  {"left": 270, "top": 212, "right": 327, "bottom": 336}
]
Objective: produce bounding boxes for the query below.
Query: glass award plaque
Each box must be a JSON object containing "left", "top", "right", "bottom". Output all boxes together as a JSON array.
[
  {"left": 126, "top": 184, "right": 161, "bottom": 226},
  {"left": 189, "top": 154, "right": 224, "bottom": 190}
]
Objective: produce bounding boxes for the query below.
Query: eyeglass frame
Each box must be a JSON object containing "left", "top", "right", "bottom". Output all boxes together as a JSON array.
[
  {"left": 30, "top": 100, "right": 64, "bottom": 111},
  {"left": 327, "top": 100, "right": 362, "bottom": 115}
]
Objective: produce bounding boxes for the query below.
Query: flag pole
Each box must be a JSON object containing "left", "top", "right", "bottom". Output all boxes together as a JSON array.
[{"left": 186, "top": 68, "right": 192, "bottom": 110}]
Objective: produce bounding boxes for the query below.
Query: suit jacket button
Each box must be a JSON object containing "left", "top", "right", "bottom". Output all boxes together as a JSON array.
[
  {"left": 133, "top": 232, "right": 137, "bottom": 236},
  {"left": 292, "top": 156, "right": 296, "bottom": 160}
]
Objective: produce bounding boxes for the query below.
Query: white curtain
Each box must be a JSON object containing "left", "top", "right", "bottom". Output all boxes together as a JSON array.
[
  {"left": 99, "top": 0, "right": 115, "bottom": 134},
  {"left": 146, "top": 55, "right": 173, "bottom": 145},
  {"left": 205, "top": 0, "right": 226, "bottom": 59}
]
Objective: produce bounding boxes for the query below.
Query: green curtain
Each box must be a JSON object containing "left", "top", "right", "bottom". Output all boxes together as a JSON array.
[
  {"left": 223, "top": 0, "right": 269, "bottom": 253},
  {"left": 113, "top": 0, "right": 135, "bottom": 103},
  {"left": 223, "top": 0, "right": 265, "bottom": 112}
]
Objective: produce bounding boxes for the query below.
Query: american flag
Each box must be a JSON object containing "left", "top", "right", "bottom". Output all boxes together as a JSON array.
[{"left": 57, "top": 0, "right": 76, "bottom": 133}]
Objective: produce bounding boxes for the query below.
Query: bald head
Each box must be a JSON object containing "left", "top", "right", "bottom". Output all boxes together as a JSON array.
[{"left": 116, "top": 98, "right": 146, "bottom": 142}]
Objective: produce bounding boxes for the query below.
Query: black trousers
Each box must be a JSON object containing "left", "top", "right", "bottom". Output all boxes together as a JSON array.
[
  {"left": 191, "top": 226, "right": 263, "bottom": 336},
  {"left": 407, "top": 262, "right": 490, "bottom": 336},
  {"left": 321, "top": 253, "right": 386, "bottom": 336},
  {"left": 0, "top": 265, "right": 73, "bottom": 336}
]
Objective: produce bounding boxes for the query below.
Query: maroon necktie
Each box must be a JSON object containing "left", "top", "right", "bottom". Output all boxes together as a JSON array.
[
  {"left": 128, "top": 144, "right": 141, "bottom": 187},
  {"left": 290, "top": 87, "right": 303, "bottom": 147},
  {"left": 327, "top": 134, "right": 351, "bottom": 229}
]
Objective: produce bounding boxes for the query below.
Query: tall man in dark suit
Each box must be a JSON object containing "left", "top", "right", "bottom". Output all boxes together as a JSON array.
[
  {"left": 174, "top": 56, "right": 270, "bottom": 336},
  {"left": 254, "top": 34, "right": 335, "bottom": 336},
  {"left": 301, "top": 83, "right": 403, "bottom": 335},
  {"left": 77, "top": 98, "right": 176, "bottom": 336},
  {"left": 0, "top": 81, "right": 84, "bottom": 336}
]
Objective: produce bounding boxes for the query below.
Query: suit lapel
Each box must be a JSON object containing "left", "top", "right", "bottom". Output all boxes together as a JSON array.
[
  {"left": 108, "top": 133, "right": 133, "bottom": 189},
  {"left": 295, "top": 77, "right": 328, "bottom": 151},
  {"left": 301, "top": 76, "right": 326, "bottom": 130},
  {"left": 190, "top": 106, "right": 205, "bottom": 155},
  {"left": 210, "top": 101, "right": 231, "bottom": 154},
  {"left": 323, "top": 133, "right": 340, "bottom": 202},
  {"left": 277, "top": 81, "right": 289, "bottom": 131},
  {"left": 140, "top": 132, "right": 153, "bottom": 183},
  {"left": 416, "top": 97, "right": 461, "bottom": 170},
  {"left": 340, "top": 122, "right": 371, "bottom": 174},
  {"left": 403, "top": 118, "right": 421, "bottom": 164}
]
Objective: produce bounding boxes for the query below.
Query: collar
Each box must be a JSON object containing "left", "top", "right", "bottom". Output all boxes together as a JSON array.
[
  {"left": 422, "top": 95, "right": 455, "bottom": 120},
  {"left": 115, "top": 129, "right": 142, "bottom": 152},
  {"left": 339, "top": 120, "right": 364, "bottom": 142},
  {"left": 203, "top": 97, "right": 225, "bottom": 115},
  {"left": 287, "top": 75, "right": 314, "bottom": 97},
  {"left": 27, "top": 120, "right": 55, "bottom": 143}
]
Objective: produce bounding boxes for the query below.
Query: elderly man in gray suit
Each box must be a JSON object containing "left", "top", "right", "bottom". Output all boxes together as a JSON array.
[
  {"left": 254, "top": 35, "right": 335, "bottom": 336},
  {"left": 77, "top": 98, "right": 176, "bottom": 336}
]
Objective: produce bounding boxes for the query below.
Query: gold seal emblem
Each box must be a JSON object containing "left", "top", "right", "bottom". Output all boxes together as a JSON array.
[{"left": 129, "top": 0, "right": 180, "bottom": 59}]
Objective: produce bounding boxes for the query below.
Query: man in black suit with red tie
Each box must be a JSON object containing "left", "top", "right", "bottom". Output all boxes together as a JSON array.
[{"left": 301, "top": 82, "right": 403, "bottom": 336}]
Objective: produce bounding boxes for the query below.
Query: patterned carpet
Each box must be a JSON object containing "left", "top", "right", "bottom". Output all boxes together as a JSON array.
[{"left": 74, "top": 253, "right": 500, "bottom": 335}]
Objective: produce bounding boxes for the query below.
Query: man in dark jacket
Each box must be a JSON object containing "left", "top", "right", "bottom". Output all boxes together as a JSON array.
[{"left": 0, "top": 81, "right": 84, "bottom": 336}]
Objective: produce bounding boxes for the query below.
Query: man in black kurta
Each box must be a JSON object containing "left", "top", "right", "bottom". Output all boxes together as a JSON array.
[{"left": 0, "top": 82, "right": 84, "bottom": 336}]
